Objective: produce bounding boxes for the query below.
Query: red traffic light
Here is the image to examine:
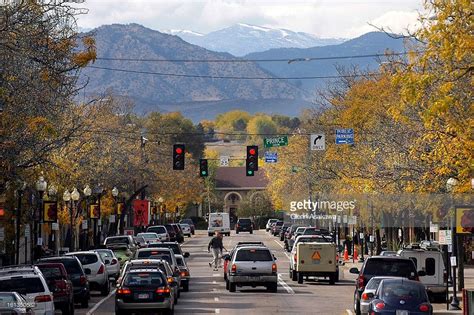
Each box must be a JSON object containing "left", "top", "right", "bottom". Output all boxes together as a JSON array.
[
  {"left": 249, "top": 148, "right": 256, "bottom": 155},
  {"left": 175, "top": 147, "right": 183, "bottom": 154}
]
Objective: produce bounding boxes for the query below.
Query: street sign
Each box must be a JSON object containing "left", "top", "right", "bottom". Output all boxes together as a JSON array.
[
  {"left": 312, "top": 251, "right": 321, "bottom": 260},
  {"left": 220, "top": 156, "right": 229, "bottom": 167},
  {"left": 335, "top": 128, "right": 354, "bottom": 145},
  {"left": 450, "top": 256, "right": 457, "bottom": 267},
  {"left": 264, "top": 151, "right": 278, "bottom": 163},
  {"left": 310, "top": 133, "right": 325, "bottom": 150},
  {"left": 109, "top": 215, "right": 116, "bottom": 223},
  {"left": 82, "top": 220, "right": 88, "bottom": 230},
  {"left": 0, "top": 227, "right": 4, "bottom": 241},
  {"left": 430, "top": 222, "right": 439, "bottom": 233},
  {"left": 24, "top": 225, "right": 30, "bottom": 238},
  {"left": 51, "top": 223, "right": 59, "bottom": 231},
  {"left": 264, "top": 136, "right": 288, "bottom": 148}
]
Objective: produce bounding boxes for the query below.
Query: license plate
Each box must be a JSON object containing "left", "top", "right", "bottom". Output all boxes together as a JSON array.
[
  {"left": 249, "top": 276, "right": 260, "bottom": 281},
  {"left": 137, "top": 293, "right": 149, "bottom": 299},
  {"left": 396, "top": 311, "right": 409, "bottom": 315}
]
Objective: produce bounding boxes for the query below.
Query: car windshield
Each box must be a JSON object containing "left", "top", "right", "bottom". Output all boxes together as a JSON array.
[
  {"left": 235, "top": 249, "right": 273, "bottom": 261},
  {"left": 147, "top": 226, "right": 167, "bottom": 234},
  {"left": 0, "top": 278, "right": 45, "bottom": 294},
  {"left": 73, "top": 253, "right": 98, "bottom": 265},
  {"left": 0, "top": 293, "right": 16, "bottom": 306},
  {"left": 380, "top": 281, "right": 427, "bottom": 302},
  {"left": 364, "top": 259, "right": 416, "bottom": 278},
  {"left": 106, "top": 237, "right": 130, "bottom": 245},
  {"left": 37, "top": 266, "right": 63, "bottom": 280},
  {"left": 123, "top": 272, "right": 165, "bottom": 287}
]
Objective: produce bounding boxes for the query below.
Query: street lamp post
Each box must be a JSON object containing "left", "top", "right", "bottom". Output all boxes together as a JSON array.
[
  {"left": 446, "top": 177, "right": 460, "bottom": 310},
  {"left": 94, "top": 185, "right": 104, "bottom": 247},
  {"left": 112, "top": 187, "right": 119, "bottom": 235},
  {"left": 15, "top": 180, "right": 26, "bottom": 265},
  {"left": 63, "top": 190, "right": 71, "bottom": 252},
  {"left": 70, "top": 188, "right": 80, "bottom": 252},
  {"left": 83, "top": 185, "right": 92, "bottom": 249},
  {"left": 48, "top": 185, "right": 57, "bottom": 253},
  {"left": 35, "top": 175, "right": 47, "bottom": 260}
]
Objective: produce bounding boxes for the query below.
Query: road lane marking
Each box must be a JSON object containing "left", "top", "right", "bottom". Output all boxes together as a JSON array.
[
  {"left": 215, "top": 309, "right": 220, "bottom": 314},
  {"left": 213, "top": 273, "right": 220, "bottom": 277},
  {"left": 277, "top": 274, "right": 295, "bottom": 294},
  {"left": 86, "top": 289, "right": 116, "bottom": 315},
  {"left": 346, "top": 309, "right": 354, "bottom": 315},
  {"left": 212, "top": 280, "right": 217, "bottom": 284},
  {"left": 214, "top": 297, "right": 219, "bottom": 302},
  {"left": 274, "top": 240, "right": 284, "bottom": 248}
]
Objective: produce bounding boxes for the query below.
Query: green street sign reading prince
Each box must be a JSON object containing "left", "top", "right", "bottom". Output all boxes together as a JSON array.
[{"left": 264, "top": 136, "right": 288, "bottom": 148}]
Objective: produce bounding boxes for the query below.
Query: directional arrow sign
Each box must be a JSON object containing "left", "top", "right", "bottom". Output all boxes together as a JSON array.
[
  {"left": 264, "top": 151, "right": 277, "bottom": 163},
  {"left": 310, "top": 133, "right": 325, "bottom": 150},
  {"left": 335, "top": 128, "right": 354, "bottom": 145}
]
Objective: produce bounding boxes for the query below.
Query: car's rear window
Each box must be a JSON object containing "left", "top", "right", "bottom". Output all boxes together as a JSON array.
[
  {"left": 148, "top": 243, "right": 180, "bottom": 255},
  {"left": 275, "top": 221, "right": 283, "bottom": 226},
  {"left": 123, "top": 273, "right": 165, "bottom": 287},
  {"left": 238, "top": 219, "right": 251, "bottom": 224},
  {"left": 37, "top": 266, "right": 62, "bottom": 279},
  {"left": 176, "top": 257, "right": 184, "bottom": 266},
  {"left": 138, "top": 250, "right": 172, "bottom": 259},
  {"left": 0, "top": 277, "right": 45, "bottom": 294},
  {"left": 380, "top": 281, "right": 427, "bottom": 302},
  {"left": 235, "top": 249, "right": 273, "bottom": 261},
  {"left": 364, "top": 259, "right": 416, "bottom": 277},
  {"left": 106, "top": 237, "right": 130, "bottom": 245},
  {"left": 139, "top": 233, "right": 158, "bottom": 240},
  {"left": 148, "top": 226, "right": 167, "bottom": 234},
  {"left": 43, "top": 259, "right": 82, "bottom": 275},
  {"left": 73, "top": 254, "right": 98, "bottom": 265}
]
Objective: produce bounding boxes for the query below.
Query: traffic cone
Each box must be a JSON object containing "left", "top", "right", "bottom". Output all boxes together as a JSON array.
[
  {"left": 353, "top": 246, "right": 359, "bottom": 261},
  {"left": 344, "top": 244, "right": 349, "bottom": 261}
]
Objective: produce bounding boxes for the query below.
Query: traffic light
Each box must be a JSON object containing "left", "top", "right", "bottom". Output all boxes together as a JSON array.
[
  {"left": 246, "top": 145, "right": 258, "bottom": 176},
  {"left": 173, "top": 144, "right": 185, "bottom": 170},
  {"left": 199, "top": 159, "right": 208, "bottom": 177}
]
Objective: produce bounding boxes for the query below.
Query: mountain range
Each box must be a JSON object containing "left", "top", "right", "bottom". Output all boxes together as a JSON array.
[
  {"left": 162, "top": 23, "right": 345, "bottom": 56},
  {"left": 80, "top": 24, "right": 406, "bottom": 122}
]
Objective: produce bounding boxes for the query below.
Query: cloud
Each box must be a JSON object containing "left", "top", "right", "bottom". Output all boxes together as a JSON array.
[{"left": 74, "top": 0, "right": 424, "bottom": 38}]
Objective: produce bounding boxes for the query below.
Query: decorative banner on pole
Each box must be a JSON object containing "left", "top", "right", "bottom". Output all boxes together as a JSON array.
[
  {"left": 43, "top": 201, "right": 58, "bottom": 222},
  {"left": 133, "top": 199, "right": 150, "bottom": 227},
  {"left": 220, "top": 156, "right": 229, "bottom": 167},
  {"left": 456, "top": 206, "right": 474, "bottom": 234},
  {"left": 90, "top": 204, "right": 100, "bottom": 219},
  {"left": 310, "top": 133, "right": 325, "bottom": 150},
  {"left": 117, "top": 202, "right": 124, "bottom": 215},
  {"left": 264, "top": 136, "right": 288, "bottom": 148}
]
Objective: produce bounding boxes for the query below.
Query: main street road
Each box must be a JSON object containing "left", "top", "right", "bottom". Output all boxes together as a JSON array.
[{"left": 81, "top": 230, "right": 356, "bottom": 315}]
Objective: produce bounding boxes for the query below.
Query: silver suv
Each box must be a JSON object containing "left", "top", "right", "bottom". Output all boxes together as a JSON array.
[{"left": 226, "top": 246, "right": 278, "bottom": 293}]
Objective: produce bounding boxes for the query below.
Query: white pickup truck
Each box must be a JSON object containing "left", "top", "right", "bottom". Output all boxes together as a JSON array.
[{"left": 290, "top": 240, "right": 339, "bottom": 285}]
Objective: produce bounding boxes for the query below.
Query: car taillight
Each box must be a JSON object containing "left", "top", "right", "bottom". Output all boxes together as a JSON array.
[
  {"left": 293, "top": 254, "right": 297, "bottom": 263},
  {"left": 181, "top": 271, "right": 189, "bottom": 277},
  {"left": 358, "top": 275, "right": 364, "bottom": 289},
  {"left": 111, "top": 258, "right": 118, "bottom": 265},
  {"left": 156, "top": 287, "right": 171, "bottom": 296},
  {"left": 231, "top": 264, "right": 237, "bottom": 273},
  {"left": 272, "top": 263, "right": 277, "bottom": 273},
  {"left": 419, "top": 304, "right": 430, "bottom": 312},
  {"left": 375, "top": 302, "right": 385, "bottom": 310},
  {"left": 98, "top": 264, "right": 105, "bottom": 274},
  {"left": 361, "top": 293, "right": 369, "bottom": 300},
  {"left": 80, "top": 275, "right": 87, "bottom": 285},
  {"left": 117, "top": 288, "right": 131, "bottom": 295},
  {"left": 167, "top": 277, "right": 174, "bottom": 284},
  {"left": 35, "top": 295, "right": 52, "bottom": 303}
]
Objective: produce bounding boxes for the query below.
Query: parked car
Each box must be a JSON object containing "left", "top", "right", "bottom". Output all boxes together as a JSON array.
[
  {"left": 137, "top": 232, "right": 162, "bottom": 245},
  {"left": 115, "top": 269, "right": 174, "bottom": 315},
  {"left": 66, "top": 251, "right": 110, "bottom": 296},
  {"left": 397, "top": 248, "right": 447, "bottom": 301},
  {"left": 0, "top": 292, "right": 33, "bottom": 314},
  {"left": 179, "top": 218, "right": 195, "bottom": 235},
  {"left": 146, "top": 225, "right": 170, "bottom": 241},
  {"left": 178, "top": 223, "right": 192, "bottom": 237},
  {"left": 359, "top": 276, "right": 403, "bottom": 314},
  {"left": 226, "top": 246, "right": 278, "bottom": 293},
  {"left": 350, "top": 256, "right": 426, "bottom": 315},
  {"left": 0, "top": 266, "right": 55, "bottom": 315},
  {"left": 368, "top": 278, "right": 432, "bottom": 315},
  {"left": 147, "top": 242, "right": 190, "bottom": 258},
  {"left": 119, "top": 259, "right": 179, "bottom": 303},
  {"left": 175, "top": 254, "right": 190, "bottom": 292},
  {"left": 279, "top": 223, "right": 291, "bottom": 241},
  {"left": 235, "top": 218, "right": 253, "bottom": 234},
  {"left": 265, "top": 219, "right": 279, "bottom": 232},
  {"left": 38, "top": 256, "right": 90, "bottom": 308},
  {"left": 36, "top": 263, "right": 74, "bottom": 314},
  {"left": 95, "top": 249, "right": 121, "bottom": 280},
  {"left": 271, "top": 221, "right": 284, "bottom": 236}
]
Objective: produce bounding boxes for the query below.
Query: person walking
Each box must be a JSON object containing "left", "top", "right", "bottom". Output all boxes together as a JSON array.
[{"left": 208, "top": 232, "right": 227, "bottom": 271}]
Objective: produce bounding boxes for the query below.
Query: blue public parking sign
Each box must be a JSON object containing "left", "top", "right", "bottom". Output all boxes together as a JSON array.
[
  {"left": 265, "top": 151, "right": 278, "bottom": 163},
  {"left": 335, "top": 128, "right": 354, "bottom": 145}
]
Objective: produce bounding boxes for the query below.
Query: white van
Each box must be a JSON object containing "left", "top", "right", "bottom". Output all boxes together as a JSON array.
[
  {"left": 398, "top": 249, "right": 447, "bottom": 299},
  {"left": 208, "top": 212, "right": 231, "bottom": 236}
]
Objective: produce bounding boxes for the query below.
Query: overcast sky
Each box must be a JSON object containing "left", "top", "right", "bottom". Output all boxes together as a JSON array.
[{"left": 75, "top": 0, "right": 425, "bottom": 38}]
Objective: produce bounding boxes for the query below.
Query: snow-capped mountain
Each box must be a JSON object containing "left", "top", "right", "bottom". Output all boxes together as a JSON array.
[{"left": 162, "top": 23, "right": 346, "bottom": 56}]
